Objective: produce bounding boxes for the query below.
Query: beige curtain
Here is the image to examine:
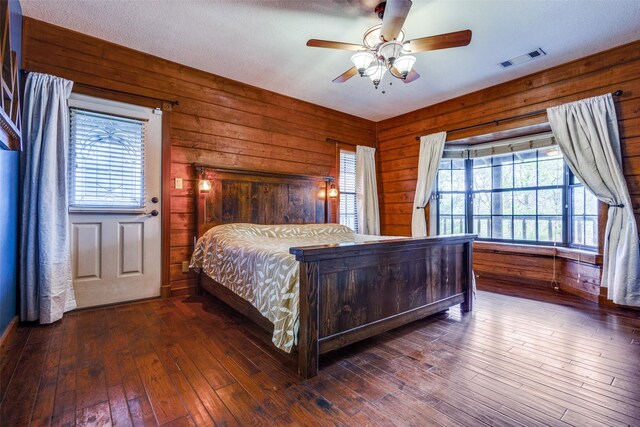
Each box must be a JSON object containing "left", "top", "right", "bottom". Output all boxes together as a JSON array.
[
  {"left": 548, "top": 94, "right": 639, "bottom": 306},
  {"left": 411, "top": 132, "right": 447, "bottom": 237},
  {"left": 20, "top": 72, "right": 77, "bottom": 323},
  {"left": 356, "top": 145, "right": 380, "bottom": 235}
]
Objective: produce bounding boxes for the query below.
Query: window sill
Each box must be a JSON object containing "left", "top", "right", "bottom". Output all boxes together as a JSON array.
[{"left": 473, "top": 241, "right": 602, "bottom": 265}]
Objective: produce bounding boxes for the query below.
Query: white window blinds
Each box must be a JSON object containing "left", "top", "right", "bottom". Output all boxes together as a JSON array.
[
  {"left": 339, "top": 150, "right": 358, "bottom": 231},
  {"left": 69, "top": 108, "right": 147, "bottom": 209}
]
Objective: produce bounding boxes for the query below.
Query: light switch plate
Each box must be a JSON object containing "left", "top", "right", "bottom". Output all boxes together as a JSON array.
[
  {"left": 182, "top": 261, "right": 189, "bottom": 273},
  {"left": 175, "top": 177, "right": 183, "bottom": 189}
]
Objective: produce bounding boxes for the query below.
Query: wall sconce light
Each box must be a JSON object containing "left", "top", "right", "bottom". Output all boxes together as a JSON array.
[
  {"left": 199, "top": 179, "right": 211, "bottom": 193},
  {"left": 328, "top": 183, "right": 339, "bottom": 199}
]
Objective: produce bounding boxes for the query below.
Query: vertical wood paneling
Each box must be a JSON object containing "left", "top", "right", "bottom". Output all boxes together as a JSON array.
[
  {"left": 377, "top": 40, "right": 640, "bottom": 297},
  {"left": 22, "top": 18, "right": 377, "bottom": 295}
]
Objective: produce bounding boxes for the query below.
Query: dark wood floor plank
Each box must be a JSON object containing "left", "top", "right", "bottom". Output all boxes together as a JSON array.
[
  {"left": 118, "top": 351, "right": 147, "bottom": 402},
  {"left": 51, "top": 391, "right": 76, "bottom": 427},
  {"left": 174, "top": 340, "right": 236, "bottom": 390},
  {"left": 3, "top": 285, "right": 639, "bottom": 426},
  {"left": 75, "top": 364, "right": 108, "bottom": 411},
  {"left": 30, "top": 321, "right": 64, "bottom": 426},
  {"left": 166, "top": 343, "right": 239, "bottom": 426},
  {"left": 215, "top": 382, "right": 275, "bottom": 426},
  {"left": 161, "top": 416, "right": 197, "bottom": 427},
  {"left": 52, "top": 313, "right": 78, "bottom": 423},
  {"left": 74, "top": 310, "right": 110, "bottom": 413},
  {"left": 107, "top": 384, "right": 133, "bottom": 427},
  {"left": 220, "top": 355, "right": 289, "bottom": 421},
  {"left": 134, "top": 351, "right": 189, "bottom": 425},
  {"left": 0, "top": 340, "right": 51, "bottom": 425},
  {"left": 151, "top": 345, "right": 215, "bottom": 427},
  {"left": 0, "top": 325, "right": 31, "bottom": 401},
  {"left": 128, "top": 396, "right": 156, "bottom": 427},
  {"left": 76, "top": 401, "right": 111, "bottom": 427}
]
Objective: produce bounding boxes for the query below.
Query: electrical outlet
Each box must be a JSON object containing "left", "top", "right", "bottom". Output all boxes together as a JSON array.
[
  {"left": 182, "top": 261, "right": 189, "bottom": 273},
  {"left": 175, "top": 177, "right": 183, "bottom": 189}
]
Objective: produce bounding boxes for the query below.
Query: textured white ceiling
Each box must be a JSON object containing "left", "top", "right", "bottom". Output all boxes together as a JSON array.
[{"left": 20, "top": 0, "right": 640, "bottom": 121}]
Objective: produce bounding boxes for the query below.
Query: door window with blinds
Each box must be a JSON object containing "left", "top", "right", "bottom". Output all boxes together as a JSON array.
[
  {"left": 434, "top": 133, "right": 599, "bottom": 249},
  {"left": 69, "top": 108, "right": 147, "bottom": 210},
  {"left": 339, "top": 150, "right": 358, "bottom": 231}
]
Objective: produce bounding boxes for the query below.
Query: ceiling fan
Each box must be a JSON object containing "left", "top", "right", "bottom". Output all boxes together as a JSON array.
[{"left": 307, "top": 0, "right": 472, "bottom": 89}]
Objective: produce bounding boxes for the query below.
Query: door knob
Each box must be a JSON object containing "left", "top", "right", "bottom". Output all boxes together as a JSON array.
[
  {"left": 151, "top": 197, "right": 159, "bottom": 203},
  {"left": 146, "top": 210, "right": 159, "bottom": 217}
]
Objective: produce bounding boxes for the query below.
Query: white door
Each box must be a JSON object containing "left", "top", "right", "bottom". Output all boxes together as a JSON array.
[{"left": 68, "top": 94, "right": 162, "bottom": 308}]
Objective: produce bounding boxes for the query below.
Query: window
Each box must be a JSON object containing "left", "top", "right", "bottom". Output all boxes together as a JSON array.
[
  {"left": 339, "top": 150, "right": 358, "bottom": 231},
  {"left": 570, "top": 175, "right": 599, "bottom": 247},
  {"left": 69, "top": 108, "right": 147, "bottom": 209},
  {"left": 436, "top": 158, "right": 467, "bottom": 234},
  {"left": 471, "top": 146, "right": 564, "bottom": 243},
  {"left": 435, "top": 135, "right": 598, "bottom": 249}
]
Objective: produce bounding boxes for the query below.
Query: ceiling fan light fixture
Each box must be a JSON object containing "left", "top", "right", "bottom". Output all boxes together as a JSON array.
[
  {"left": 394, "top": 55, "right": 416, "bottom": 77},
  {"left": 379, "top": 41, "right": 404, "bottom": 66},
  {"left": 363, "top": 24, "right": 405, "bottom": 50},
  {"left": 351, "top": 51, "right": 375, "bottom": 75},
  {"left": 307, "top": 1, "right": 472, "bottom": 91},
  {"left": 366, "top": 59, "right": 387, "bottom": 88},
  {"left": 363, "top": 24, "right": 382, "bottom": 49}
]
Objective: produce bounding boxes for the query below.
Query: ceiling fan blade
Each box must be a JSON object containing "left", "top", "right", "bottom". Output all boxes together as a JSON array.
[
  {"left": 333, "top": 67, "right": 358, "bottom": 83},
  {"left": 405, "top": 30, "right": 472, "bottom": 53},
  {"left": 403, "top": 69, "right": 420, "bottom": 83},
  {"left": 307, "top": 39, "right": 364, "bottom": 51},
  {"left": 380, "top": 0, "right": 412, "bottom": 42}
]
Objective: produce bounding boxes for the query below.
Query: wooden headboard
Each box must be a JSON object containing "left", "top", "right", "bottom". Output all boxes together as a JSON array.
[{"left": 194, "top": 165, "right": 333, "bottom": 237}]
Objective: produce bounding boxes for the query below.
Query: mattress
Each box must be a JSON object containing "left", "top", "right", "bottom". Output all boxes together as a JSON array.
[{"left": 190, "top": 223, "right": 397, "bottom": 352}]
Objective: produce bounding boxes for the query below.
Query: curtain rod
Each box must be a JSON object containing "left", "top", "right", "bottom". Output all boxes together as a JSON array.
[
  {"left": 414, "top": 90, "right": 623, "bottom": 141},
  {"left": 21, "top": 69, "right": 180, "bottom": 106},
  {"left": 326, "top": 138, "right": 356, "bottom": 147}
]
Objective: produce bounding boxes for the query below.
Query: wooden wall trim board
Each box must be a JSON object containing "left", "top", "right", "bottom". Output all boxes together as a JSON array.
[
  {"left": 334, "top": 140, "right": 357, "bottom": 227},
  {"left": 160, "top": 107, "right": 172, "bottom": 297},
  {"left": 22, "top": 17, "right": 377, "bottom": 296}
]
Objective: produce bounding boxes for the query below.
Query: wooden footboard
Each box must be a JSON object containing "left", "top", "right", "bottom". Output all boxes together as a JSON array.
[{"left": 291, "top": 234, "right": 475, "bottom": 378}]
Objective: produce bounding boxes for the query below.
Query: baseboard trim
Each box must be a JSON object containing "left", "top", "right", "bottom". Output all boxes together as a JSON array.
[{"left": 0, "top": 316, "right": 19, "bottom": 349}]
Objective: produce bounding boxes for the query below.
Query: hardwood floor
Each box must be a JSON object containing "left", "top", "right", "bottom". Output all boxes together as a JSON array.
[{"left": 1, "top": 286, "right": 639, "bottom": 426}]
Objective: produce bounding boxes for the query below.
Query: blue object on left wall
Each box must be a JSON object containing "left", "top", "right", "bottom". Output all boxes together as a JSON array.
[{"left": 0, "top": 149, "right": 19, "bottom": 337}]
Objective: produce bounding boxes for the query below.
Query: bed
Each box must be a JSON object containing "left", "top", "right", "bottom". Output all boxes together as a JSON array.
[{"left": 191, "top": 165, "right": 475, "bottom": 378}]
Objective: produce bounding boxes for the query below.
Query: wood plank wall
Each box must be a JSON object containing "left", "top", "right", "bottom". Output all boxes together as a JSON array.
[
  {"left": 22, "top": 18, "right": 376, "bottom": 296},
  {"left": 377, "top": 40, "right": 640, "bottom": 299}
]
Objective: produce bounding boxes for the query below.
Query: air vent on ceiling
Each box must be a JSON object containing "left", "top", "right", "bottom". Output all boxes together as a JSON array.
[{"left": 499, "top": 48, "right": 547, "bottom": 69}]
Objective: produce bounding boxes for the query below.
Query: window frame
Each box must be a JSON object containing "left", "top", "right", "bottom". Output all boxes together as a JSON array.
[
  {"left": 338, "top": 148, "right": 358, "bottom": 231},
  {"left": 567, "top": 174, "right": 599, "bottom": 250},
  {"left": 435, "top": 149, "right": 599, "bottom": 251},
  {"left": 68, "top": 94, "right": 152, "bottom": 214},
  {"left": 433, "top": 158, "right": 468, "bottom": 236}
]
